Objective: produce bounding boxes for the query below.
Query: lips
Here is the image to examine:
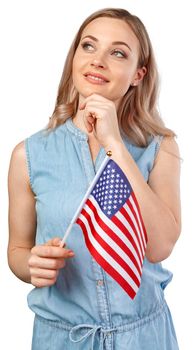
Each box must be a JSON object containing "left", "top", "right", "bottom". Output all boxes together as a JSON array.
[{"left": 84, "top": 72, "right": 109, "bottom": 83}]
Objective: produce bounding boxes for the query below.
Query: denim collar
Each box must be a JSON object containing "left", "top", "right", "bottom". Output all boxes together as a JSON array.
[{"left": 65, "top": 117, "right": 88, "bottom": 141}]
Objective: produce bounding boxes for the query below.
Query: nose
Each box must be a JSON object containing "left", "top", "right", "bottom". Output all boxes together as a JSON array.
[
  {"left": 91, "top": 52, "right": 106, "bottom": 69},
  {"left": 91, "top": 59, "right": 105, "bottom": 68}
]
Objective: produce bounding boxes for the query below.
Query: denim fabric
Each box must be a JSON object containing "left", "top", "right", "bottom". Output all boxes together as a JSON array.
[{"left": 25, "top": 118, "right": 179, "bottom": 349}]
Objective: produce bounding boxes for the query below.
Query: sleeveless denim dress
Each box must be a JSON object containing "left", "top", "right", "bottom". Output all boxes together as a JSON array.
[{"left": 25, "top": 118, "right": 179, "bottom": 350}]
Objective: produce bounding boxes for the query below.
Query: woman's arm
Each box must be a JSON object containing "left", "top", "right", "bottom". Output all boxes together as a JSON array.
[
  {"left": 8, "top": 141, "right": 74, "bottom": 286},
  {"left": 108, "top": 136, "right": 181, "bottom": 263},
  {"left": 8, "top": 141, "right": 37, "bottom": 282}
]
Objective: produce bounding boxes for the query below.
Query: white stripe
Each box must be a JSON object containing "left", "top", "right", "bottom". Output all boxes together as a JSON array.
[
  {"left": 90, "top": 196, "right": 142, "bottom": 271},
  {"left": 79, "top": 221, "right": 138, "bottom": 293},
  {"left": 84, "top": 201, "right": 141, "bottom": 281},
  {"left": 130, "top": 196, "right": 147, "bottom": 248},
  {"left": 115, "top": 210, "right": 143, "bottom": 265},
  {"left": 124, "top": 201, "right": 145, "bottom": 255}
]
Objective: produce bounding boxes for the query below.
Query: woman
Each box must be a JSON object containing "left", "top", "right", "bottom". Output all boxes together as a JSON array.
[{"left": 8, "top": 8, "right": 181, "bottom": 350}]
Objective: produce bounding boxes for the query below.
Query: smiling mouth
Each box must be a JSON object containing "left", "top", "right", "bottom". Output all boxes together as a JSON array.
[{"left": 84, "top": 73, "right": 109, "bottom": 84}]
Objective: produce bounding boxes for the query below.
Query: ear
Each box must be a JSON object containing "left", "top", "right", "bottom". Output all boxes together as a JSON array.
[{"left": 131, "top": 66, "right": 147, "bottom": 86}]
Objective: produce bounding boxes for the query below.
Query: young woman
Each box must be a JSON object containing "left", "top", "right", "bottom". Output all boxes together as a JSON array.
[{"left": 8, "top": 8, "right": 181, "bottom": 350}]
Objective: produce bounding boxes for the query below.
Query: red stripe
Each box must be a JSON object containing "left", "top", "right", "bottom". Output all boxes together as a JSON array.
[
  {"left": 131, "top": 192, "right": 148, "bottom": 243},
  {"left": 80, "top": 206, "right": 140, "bottom": 287},
  {"left": 119, "top": 204, "right": 144, "bottom": 259},
  {"left": 87, "top": 198, "right": 142, "bottom": 275},
  {"left": 77, "top": 217, "right": 136, "bottom": 299},
  {"left": 111, "top": 214, "right": 143, "bottom": 267},
  {"left": 126, "top": 195, "right": 146, "bottom": 252}
]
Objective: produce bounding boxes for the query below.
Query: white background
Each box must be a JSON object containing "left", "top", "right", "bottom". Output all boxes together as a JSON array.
[{"left": 0, "top": 1, "right": 192, "bottom": 349}]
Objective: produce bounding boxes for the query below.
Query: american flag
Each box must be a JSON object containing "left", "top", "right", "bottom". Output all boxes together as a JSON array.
[{"left": 76, "top": 159, "right": 147, "bottom": 299}]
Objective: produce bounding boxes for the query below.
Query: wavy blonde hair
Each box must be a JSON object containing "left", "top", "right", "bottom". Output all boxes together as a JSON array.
[{"left": 47, "top": 8, "right": 175, "bottom": 146}]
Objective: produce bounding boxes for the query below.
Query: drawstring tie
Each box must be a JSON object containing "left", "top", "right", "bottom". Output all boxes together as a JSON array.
[{"left": 69, "top": 323, "right": 116, "bottom": 350}]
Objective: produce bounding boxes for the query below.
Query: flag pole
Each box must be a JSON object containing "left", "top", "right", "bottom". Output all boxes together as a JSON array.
[{"left": 60, "top": 151, "right": 112, "bottom": 247}]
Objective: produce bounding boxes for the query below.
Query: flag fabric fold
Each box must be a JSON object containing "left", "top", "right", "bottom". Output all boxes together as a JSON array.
[{"left": 76, "top": 158, "right": 147, "bottom": 299}]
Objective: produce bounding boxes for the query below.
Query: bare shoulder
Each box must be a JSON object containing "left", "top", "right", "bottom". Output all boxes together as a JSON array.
[
  {"left": 155, "top": 136, "right": 181, "bottom": 164},
  {"left": 149, "top": 135, "right": 181, "bottom": 189},
  {"left": 9, "top": 140, "right": 30, "bottom": 189},
  {"left": 11, "top": 140, "right": 26, "bottom": 161}
]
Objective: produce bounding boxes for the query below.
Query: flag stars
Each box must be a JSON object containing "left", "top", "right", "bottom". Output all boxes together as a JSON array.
[{"left": 91, "top": 160, "right": 132, "bottom": 218}]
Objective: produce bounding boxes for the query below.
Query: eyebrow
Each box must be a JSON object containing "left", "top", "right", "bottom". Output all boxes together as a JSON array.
[{"left": 81, "top": 35, "right": 132, "bottom": 52}]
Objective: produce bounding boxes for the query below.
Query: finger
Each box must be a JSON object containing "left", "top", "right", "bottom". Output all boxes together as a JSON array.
[
  {"left": 31, "top": 245, "right": 74, "bottom": 259},
  {"left": 28, "top": 255, "right": 67, "bottom": 269},
  {"left": 45, "top": 237, "right": 65, "bottom": 247},
  {"left": 30, "top": 267, "right": 61, "bottom": 280},
  {"left": 84, "top": 112, "right": 96, "bottom": 133},
  {"left": 80, "top": 94, "right": 109, "bottom": 109},
  {"left": 31, "top": 276, "right": 58, "bottom": 288}
]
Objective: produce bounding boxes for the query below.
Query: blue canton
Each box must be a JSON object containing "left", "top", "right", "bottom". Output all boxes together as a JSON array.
[{"left": 91, "top": 159, "right": 132, "bottom": 219}]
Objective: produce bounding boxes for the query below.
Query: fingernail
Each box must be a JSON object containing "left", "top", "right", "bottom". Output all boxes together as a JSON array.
[
  {"left": 68, "top": 251, "right": 75, "bottom": 256},
  {"left": 67, "top": 250, "right": 75, "bottom": 256},
  {"left": 79, "top": 103, "right": 85, "bottom": 110}
]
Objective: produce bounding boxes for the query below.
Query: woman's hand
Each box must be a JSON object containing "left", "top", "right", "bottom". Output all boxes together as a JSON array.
[
  {"left": 28, "top": 237, "right": 75, "bottom": 287},
  {"left": 79, "top": 93, "right": 123, "bottom": 149}
]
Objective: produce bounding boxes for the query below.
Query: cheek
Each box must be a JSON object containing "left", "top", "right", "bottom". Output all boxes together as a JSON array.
[{"left": 115, "top": 71, "right": 132, "bottom": 95}]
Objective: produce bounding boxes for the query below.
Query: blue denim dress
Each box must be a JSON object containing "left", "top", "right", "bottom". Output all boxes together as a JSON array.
[{"left": 25, "top": 118, "right": 179, "bottom": 350}]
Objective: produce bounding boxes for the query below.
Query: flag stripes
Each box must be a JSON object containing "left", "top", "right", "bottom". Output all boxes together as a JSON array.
[
  {"left": 77, "top": 212, "right": 138, "bottom": 298},
  {"left": 81, "top": 198, "right": 141, "bottom": 284},
  {"left": 76, "top": 193, "right": 147, "bottom": 298},
  {"left": 75, "top": 158, "right": 147, "bottom": 299}
]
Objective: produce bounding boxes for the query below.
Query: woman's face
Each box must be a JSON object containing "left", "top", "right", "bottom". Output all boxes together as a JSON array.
[{"left": 72, "top": 17, "right": 145, "bottom": 106}]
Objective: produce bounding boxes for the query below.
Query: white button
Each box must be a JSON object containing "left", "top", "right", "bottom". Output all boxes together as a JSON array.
[{"left": 97, "top": 279, "right": 104, "bottom": 286}]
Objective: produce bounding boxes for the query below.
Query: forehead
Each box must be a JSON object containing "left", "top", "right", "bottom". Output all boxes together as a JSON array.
[{"left": 81, "top": 17, "right": 139, "bottom": 49}]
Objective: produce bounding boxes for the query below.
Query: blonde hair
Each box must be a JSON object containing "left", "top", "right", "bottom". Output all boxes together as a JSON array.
[{"left": 47, "top": 8, "right": 175, "bottom": 146}]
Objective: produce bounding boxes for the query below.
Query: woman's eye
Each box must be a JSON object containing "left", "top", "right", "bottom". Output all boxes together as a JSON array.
[
  {"left": 112, "top": 50, "right": 127, "bottom": 58},
  {"left": 81, "top": 42, "right": 94, "bottom": 51}
]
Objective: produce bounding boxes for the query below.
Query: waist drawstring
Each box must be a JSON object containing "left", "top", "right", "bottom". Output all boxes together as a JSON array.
[{"left": 69, "top": 323, "right": 116, "bottom": 350}]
